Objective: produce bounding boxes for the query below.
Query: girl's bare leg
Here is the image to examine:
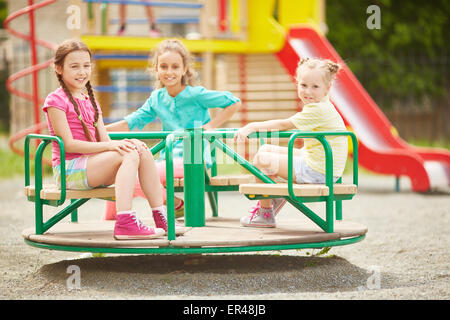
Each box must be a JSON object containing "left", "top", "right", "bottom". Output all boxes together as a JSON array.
[
  {"left": 86, "top": 150, "right": 140, "bottom": 212},
  {"left": 257, "top": 144, "right": 303, "bottom": 156},
  {"left": 252, "top": 144, "right": 300, "bottom": 208},
  {"left": 136, "top": 148, "right": 164, "bottom": 208},
  {"left": 119, "top": 5, "right": 126, "bottom": 26},
  {"left": 144, "top": 5, "right": 156, "bottom": 26},
  {"left": 155, "top": 159, "right": 184, "bottom": 207}
]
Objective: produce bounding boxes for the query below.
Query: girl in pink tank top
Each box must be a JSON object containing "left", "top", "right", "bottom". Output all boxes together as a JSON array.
[{"left": 42, "top": 39, "right": 184, "bottom": 240}]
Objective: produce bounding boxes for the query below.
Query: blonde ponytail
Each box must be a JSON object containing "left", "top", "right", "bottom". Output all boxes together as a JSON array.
[{"left": 296, "top": 57, "right": 341, "bottom": 85}]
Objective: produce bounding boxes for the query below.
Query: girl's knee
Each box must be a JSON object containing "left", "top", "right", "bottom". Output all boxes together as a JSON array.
[
  {"left": 122, "top": 149, "right": 140, "bottom": 165},
  {"left": 139, "top": 147, "right": 155, "bottom": 160},
  {"left": 252, "top": 151, "right": 267, "bottom": 168},
  {"left": 253, "top": 151, "right": 278, "bottom": 175},
  {"left": 104, "top": 151, "right": 126, "bottom": 167}
]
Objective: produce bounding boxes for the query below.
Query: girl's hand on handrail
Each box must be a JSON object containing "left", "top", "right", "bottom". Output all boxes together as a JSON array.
[
  {"left": 233, "top": 125, "right": 254, "bottom": 143},
  {"left": 202, "top": 123, "right": 213, "bottom": 131}
]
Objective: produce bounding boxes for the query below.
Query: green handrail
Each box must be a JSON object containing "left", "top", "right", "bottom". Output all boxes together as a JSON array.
[
  {"left": 286, "top": 131, "right": 359, "bottom": 232},
  {"left": 287, "top": 133, "right": 332, "bottom": 201},
  {"left": 25, "top": 134, "right": 67, "bottom": 234},
  {"left": 108, "top": 131, "right": 174, "bottom": 140},
  {"left": 165, "top": 133, "right": 176, "bottom": 241},
  {"left": 287, "top": 131, "right": 359, "bottom": 188},
  {"left": 287, "top": 133, "right": 334, "bottom": 232},
  {"left": 25, "top": 134, "right": 66, "bottom": 206}
]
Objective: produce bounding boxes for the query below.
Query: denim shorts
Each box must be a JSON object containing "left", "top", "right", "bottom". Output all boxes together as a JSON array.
[
  {"left": 293, "top": 155, "right": 339, "bottom": 184},
  {"left": 53, "top": 155, "right": 92, "bottom": 190}
]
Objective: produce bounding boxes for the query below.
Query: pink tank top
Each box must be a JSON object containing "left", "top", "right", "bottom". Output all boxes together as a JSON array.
[{"left": 42, "top": 87, "right": 102, "bottom": 166}]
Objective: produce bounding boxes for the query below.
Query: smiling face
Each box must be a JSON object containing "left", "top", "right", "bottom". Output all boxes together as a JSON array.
[
  {"left": 156, "top": 50, "right": 187, "bottom": 93},
  {"left": 296, "top": 67, "right": 331, "bottom": 104},
  {"left": 56, "top": 50, "right": 92, "bottom": 96}
]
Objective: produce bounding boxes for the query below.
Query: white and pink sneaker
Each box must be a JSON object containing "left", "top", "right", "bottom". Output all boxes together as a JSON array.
[
  {"left": 240, "top": 206, "right": 276, "bottom": 228},
  {"left": 114, "top": 213, "right": 165, "bottom": 240},
  {"left": 240, "top": 198, "right": 287, "bottom": 228}
]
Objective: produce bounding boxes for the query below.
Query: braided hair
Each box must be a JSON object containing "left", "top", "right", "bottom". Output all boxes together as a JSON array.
[{"left": 54, "top": 39, "right": 100, "bottom": 142}]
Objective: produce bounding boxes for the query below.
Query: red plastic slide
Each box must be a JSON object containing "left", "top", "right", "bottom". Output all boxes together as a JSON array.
[{"left": 275, "top": 27, "right": 450, "bottom": 192}]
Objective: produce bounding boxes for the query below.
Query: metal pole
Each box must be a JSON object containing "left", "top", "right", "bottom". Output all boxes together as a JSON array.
[
  {"left": 183, "top": 128, "right": 205, "bottom": 227},
  {"left": 28, "top": 0, "right": 40, "bottom": 134}
]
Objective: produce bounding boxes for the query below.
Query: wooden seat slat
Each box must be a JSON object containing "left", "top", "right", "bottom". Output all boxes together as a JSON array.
[
  {"left": 209, "top": 174, "right": 256, "bottom": 186},
  {"left": 239, "top": 183, "right": 357, "bottom": 197},
  {"left": 25, "top": 185, "right": 115, "bottom": 200},
  {"left": 24, "top": 175, "right": 261, "bottom": 201}
]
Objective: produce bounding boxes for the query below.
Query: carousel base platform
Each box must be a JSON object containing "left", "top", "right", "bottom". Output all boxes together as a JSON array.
[{"left": 22, "top": 217, "right": 367, "bottom": 254}]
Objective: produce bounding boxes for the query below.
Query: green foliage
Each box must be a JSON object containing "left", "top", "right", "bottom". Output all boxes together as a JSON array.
[
  {"left": 326, "top": 0, "right": 450, "bottom": 109},
  {"left": 0, "top": 69, "right": 9, "bottom": 132},
  {"left": 0, "top": 138, "right": 52, "bottom": 180},
  {"left": 0, "top": 146, "right": 25, "bottom": 179},
  {"left": 0, "top": 0, "right": 7, "bottom": 28},
  {"left": 408, "top": 139, "right": 450, "bottom": 150},
  {"left": 313, "top": 247, "right": 332, "bottom": 257},
  {"left": 0, "top": 1, "right": 9, "bottom": 131}
]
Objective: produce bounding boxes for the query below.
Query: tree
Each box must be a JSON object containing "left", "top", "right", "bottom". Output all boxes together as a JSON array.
[
  {"left": 326, "top": 0, "right": 450, "bottom": 109},
  {"left": 0, "top": 0, "right": 9, "bottom": 131}
]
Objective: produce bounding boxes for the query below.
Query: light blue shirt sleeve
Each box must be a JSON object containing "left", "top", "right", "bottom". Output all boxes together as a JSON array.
[
  {"left": 124, "top": 94, "right": 157, "bottom": 130},
  {"left": 192, "top": 86, "right": 240, "bottom": 109}
]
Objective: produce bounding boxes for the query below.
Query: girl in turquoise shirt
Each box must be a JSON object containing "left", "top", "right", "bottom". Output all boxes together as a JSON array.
[{"left": 104, "top": 39, "right": 241, "bottom": 222}]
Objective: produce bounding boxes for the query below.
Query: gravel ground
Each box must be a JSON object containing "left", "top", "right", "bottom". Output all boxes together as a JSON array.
[{"left": 0, "top": 174, "right": 449, "bottom": 300}]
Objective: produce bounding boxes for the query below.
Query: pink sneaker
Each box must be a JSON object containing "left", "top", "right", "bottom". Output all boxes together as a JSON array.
[
  {"left": 152, "top": 207, "right": 186, "bottom": 235},
  {"left": 149, "top": 28, "right": 160, "bottom": 38},
  {"left": 117, "top": 25, "right": 126, "bottom": 36},
  {"left": 114, "top": 213, "right": 165, "bottom": 240}
]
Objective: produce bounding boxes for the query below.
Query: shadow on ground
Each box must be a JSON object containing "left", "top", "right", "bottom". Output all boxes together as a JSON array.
[{"left": 27, "top": 254, "right": 393, "bottom": 297}]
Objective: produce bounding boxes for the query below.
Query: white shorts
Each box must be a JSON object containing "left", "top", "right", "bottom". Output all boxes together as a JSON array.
[{"left": 293, "top": 155, "right": 339, "bottom": 184}]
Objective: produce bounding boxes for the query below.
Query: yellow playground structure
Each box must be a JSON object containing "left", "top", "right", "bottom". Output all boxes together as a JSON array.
[
  {"left": 82, "top": 0, "right": 325, "bottom": 52},
  {"left": 81, "top": 0, "right": 325, "bottom": 123}
]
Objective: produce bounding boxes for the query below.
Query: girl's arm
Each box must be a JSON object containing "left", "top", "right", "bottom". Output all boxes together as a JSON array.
[
  {"left": 203, "top": 101, "right": 241, "bottom": 130},
  {"left": 234, "top": 118, "right": 295, "bottom": 141},
  {"left": 96, "top": 114, "right": 111, "bottom": 142},
  {"left": 47, "top": 107, "right": 136, "bottom": 154},
  {"left": 105, "top": 119, "right": 130, "bottom": 132}
]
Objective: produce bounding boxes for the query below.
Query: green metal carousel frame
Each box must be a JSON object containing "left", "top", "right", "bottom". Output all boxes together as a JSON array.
[{"left": 23, "top": 128, "right": 365, "bottom": 254}]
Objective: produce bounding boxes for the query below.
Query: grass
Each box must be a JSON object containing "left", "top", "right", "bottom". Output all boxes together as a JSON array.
[
  {"left": 0, "top": 136, "right": 53, "bottom": 180},
  {"left": 0, "top": 146, "right": 28, "bottom": 179},
  {"left": 0, "top": 134, "right": 447, "bottom": 181},
  {"left": 406, "top": 139, "right": 450, "bottom": 150}
]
